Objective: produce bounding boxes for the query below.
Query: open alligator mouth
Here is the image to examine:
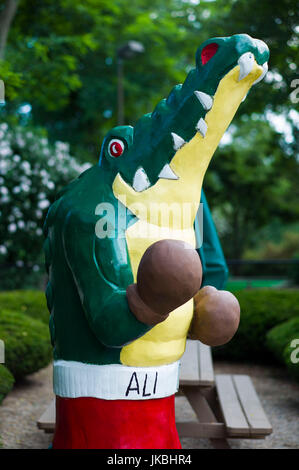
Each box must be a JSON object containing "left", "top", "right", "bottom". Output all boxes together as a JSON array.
[{"left": 130, "top": 52, "right": 268, "bottom": 193}]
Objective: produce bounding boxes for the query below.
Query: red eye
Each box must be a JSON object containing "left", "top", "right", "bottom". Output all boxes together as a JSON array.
[
  {"left": 108, "top": 139, "right": 125, "bottom": 158},
  {"left": 201, "top": 43, "right": 218, "bottom": 65}
]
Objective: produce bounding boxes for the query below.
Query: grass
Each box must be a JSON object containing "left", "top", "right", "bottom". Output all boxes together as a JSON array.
[{"left": 225, "top": 278, "right": 288, "bottom": 290}]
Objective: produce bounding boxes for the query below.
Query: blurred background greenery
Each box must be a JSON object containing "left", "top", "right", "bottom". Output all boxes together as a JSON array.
[
  {"left": 0, "top": 0, "right": 298, "bottom": 393},
  {"left": 0, "top": 0, "right": 298, "bottom": 289}
]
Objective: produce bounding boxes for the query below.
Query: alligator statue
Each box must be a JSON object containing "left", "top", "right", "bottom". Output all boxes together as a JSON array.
[{"left": 44, "top": 33, "right": 269, "bottom": 449}]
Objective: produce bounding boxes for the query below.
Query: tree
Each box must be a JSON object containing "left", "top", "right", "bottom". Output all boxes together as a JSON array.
[
  {"left": 0, "top": 0, "right": 19, "bottom": 60},
  {"left": 1, "top": 0, "right": 298, "bottom": 263},
  {"left": 204, "top": 117, "right": 299, "bottom": 260}
]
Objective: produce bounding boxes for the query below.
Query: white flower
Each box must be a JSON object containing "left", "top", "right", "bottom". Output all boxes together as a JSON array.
[
  {"left": 0, "top": 123, "right": 8, "bottom": 132},
  {"left": 20, "top": 183, "right": 30, "bottom": 192},
  {"left": 40, "top": 169, "right": 49, "bottom": 178},
  {"left": 21, "top": 161, "right": 31, "bottom": 174},
  {"left": 0, "top": 160, "right": 9, "bottom": 172},
  {"left": 8, "top": 223, "right": 17, "bottom": 233},
  {"left": 42, "top": 148, "right": 50, "bottom": 157},
  {"left": 13, "top": 154, "right": 21, "bottom": 163},
  {"left": 46, "top": 181, "right": 55, "bottom": 190},
  {"left": 55, "top": 141, "right": 69, "bottom": 153},
  {"left": 0, "top": 245, "right": 7, "bottom": 255},
  {"left": 0, "top": 186, "right": 8, "bottom": 195},
  {"left": 38, "top": 199, "right": 50, "bottom": 209},
  {"left": 17, "top": 220, "right": 25, "bottom": 228},
  {"left": 16, "top": 135, "right": 25, "bottom": 148},
  {"left": 0, "top": 146, "right": 12, "bottom": 157},
  {"left": 12, "top": 207, "right": 22, "bottom": 218}
]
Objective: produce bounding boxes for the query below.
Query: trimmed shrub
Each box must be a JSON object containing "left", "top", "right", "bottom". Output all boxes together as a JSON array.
[
  {"left": 266, "top": 317, "right": 299, "bottom": 363},
  {"left": 213, "top": 289, "right": 299, "bottom": 362},
  {"left": 0, "top": 290, "right": 48, "bottom": 324},
  {"left": 0, "top": 365, "right": 15, "bottom": 404},
  {"left": 283, "top": 341, "right": 299, "bottom": 381},
  {"left": 0, "top": 309, "right": 52, "bottom": 379},
  {"left": 266, "top": 318, "right": 299, "bottom": 381}
]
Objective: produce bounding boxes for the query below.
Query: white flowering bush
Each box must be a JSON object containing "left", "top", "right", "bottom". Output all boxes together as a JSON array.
[{"left": 0, "top": 122, "right": 91, "bottom": 289}]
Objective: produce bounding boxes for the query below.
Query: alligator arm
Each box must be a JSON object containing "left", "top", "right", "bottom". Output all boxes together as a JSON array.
[
  {"left": 196, "top": 190, "right": 229, "bottom": 289},
  {"left": 63, "top": 210, "right": 151, "bottom": 348}
]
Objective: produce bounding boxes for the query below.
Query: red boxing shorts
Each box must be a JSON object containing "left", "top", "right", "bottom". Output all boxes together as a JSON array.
[{"left": 53, "top": 394, "right": 181, "bottom": 449}]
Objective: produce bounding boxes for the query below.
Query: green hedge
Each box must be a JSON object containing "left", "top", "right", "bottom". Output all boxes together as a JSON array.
[
  {"left": 266, "top": 318, "right": 299, "bottom": 380},
  {"left": 0, "top": 365, "right": 15, "bottom": 404},
  {"left": 213, "top": 289, "right": 299, "bottom": 362},
  {"left": 266, "top": 317, "right": 299, "bottom": 363},
  {"left": 0, "top": 309, "right": 52, "bottom": 380},
  {"left": 284, "top": 341, "right": 299, "bottom": 381},
  {"left": 0, "top": 290, "right": 49, "bottom": 324}
]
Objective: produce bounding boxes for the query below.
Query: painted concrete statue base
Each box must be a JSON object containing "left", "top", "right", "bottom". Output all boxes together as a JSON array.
[{"left": 53, "top": 395, "right": 180, "bottom": 449}]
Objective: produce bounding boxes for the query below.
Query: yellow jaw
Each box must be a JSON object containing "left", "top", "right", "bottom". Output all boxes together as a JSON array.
[
  {"left": 113, "top": 61, "right": 264, "bottom": 367},
  {"left": 113, "top": 61, "right": 264, "bottom": 226}
]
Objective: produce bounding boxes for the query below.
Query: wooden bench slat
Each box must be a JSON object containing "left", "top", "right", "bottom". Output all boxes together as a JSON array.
[
  {"left": 179, "top": 339, "right": 200, "bottom": 385},
  {"left": 215, "top": 375, "right": 250, "bottom": 436},
  {"left": 176, "top": 421, "right": 226, "bottom": 439},
  {"left": 232, "top": 375, "right": 272, "bottom": 436},
  {"left": 197, "top": 341, "right": 214, "bottom": 385},
  {"left": 37, "top": 398, "right": 55, "bottom": 432}
]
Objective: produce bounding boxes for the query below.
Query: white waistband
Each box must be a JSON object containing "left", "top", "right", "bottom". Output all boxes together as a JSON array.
[{"left": 53, "top": 360, "right": 180, "bottom": 400}]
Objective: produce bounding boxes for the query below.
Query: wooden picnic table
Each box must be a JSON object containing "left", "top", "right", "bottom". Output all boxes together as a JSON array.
[{"left": 38, "top": 339, "right": 272, "bottom": 448}]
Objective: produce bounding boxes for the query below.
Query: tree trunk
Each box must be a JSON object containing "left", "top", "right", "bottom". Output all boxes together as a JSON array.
[{"left": 0, "top": 0, "right": 19, "bottom": 60}]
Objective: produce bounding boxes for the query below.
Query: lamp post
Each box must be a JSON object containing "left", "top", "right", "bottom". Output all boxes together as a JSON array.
[{"left": 117, "top": 40, "right": 144, "bottom": 125}]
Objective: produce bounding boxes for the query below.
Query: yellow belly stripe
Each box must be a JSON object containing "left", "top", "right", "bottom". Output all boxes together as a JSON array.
[
  {"left": 114, "top": 62, "right": 263, "bottom": 367},
  {"left": 120, "top": 221, "right": 195, "bottom": 366}
]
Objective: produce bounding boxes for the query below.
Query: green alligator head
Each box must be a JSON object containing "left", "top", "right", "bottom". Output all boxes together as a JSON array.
[{"left": 99, "top": 33, "right": 269, "bottom": 204}]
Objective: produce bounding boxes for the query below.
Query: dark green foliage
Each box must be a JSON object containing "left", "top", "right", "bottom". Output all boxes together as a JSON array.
[
  {"left": 0, "top": 123, "right": 88, "bottom": 290},
  {"left": 0, "top": 309, "right": 52, "bottom": 379},
  {"left": 266, "top": 317, "right": 299, "bottom": 381},
  {"left": 283, "top": 341, "right": 299, "bottom": 381},
  {"left": 288, "top": 253, "right": 299, "bottom": 286},
  {"left": 266, "top": 317, "right": 299, "bottom": 363},
  {"left": 0, "top": 365, "right": 15, "bottom": 404},
  {"left": 0, "top": 0, "right": 297, "bottom": 266},
  {"left": 0, "top": 290, "right": 49, "bottom": 324},
  {"left": 213, "top": 289, "right": 299, "bottom": 362}
]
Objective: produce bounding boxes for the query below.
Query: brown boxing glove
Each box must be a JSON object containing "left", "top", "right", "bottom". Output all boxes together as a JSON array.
[
  {"left": 127, "top": 239, "right": 202, "bottom": 326},
  {"left": 188, "top": 286, "right": 240, "bottom": 346}
]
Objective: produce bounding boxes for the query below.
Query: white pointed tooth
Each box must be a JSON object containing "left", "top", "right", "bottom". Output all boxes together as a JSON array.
[
  {"left": 132, "top": 167, "right": 150, "bottom": 192},
  {"left": 194, "top": 91, "right": 213, "bottom": 110},
  {"left": 158, "top": 163, "right": 179, "bottom": 180},
  {"left": 196, "top": 118, "right": 208, "bottom": 137},
  {"left": 242, "top": 93, "right": 247, "bottom": 102},
  {"left": 238, "top": 52, "right": 255, "bottom": 81},
  {"left": 252, "top": 62, "right": 268, "bottom": 85},
  {"left": 171, "top": 132, "right": 186, "bottom": 151}
]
